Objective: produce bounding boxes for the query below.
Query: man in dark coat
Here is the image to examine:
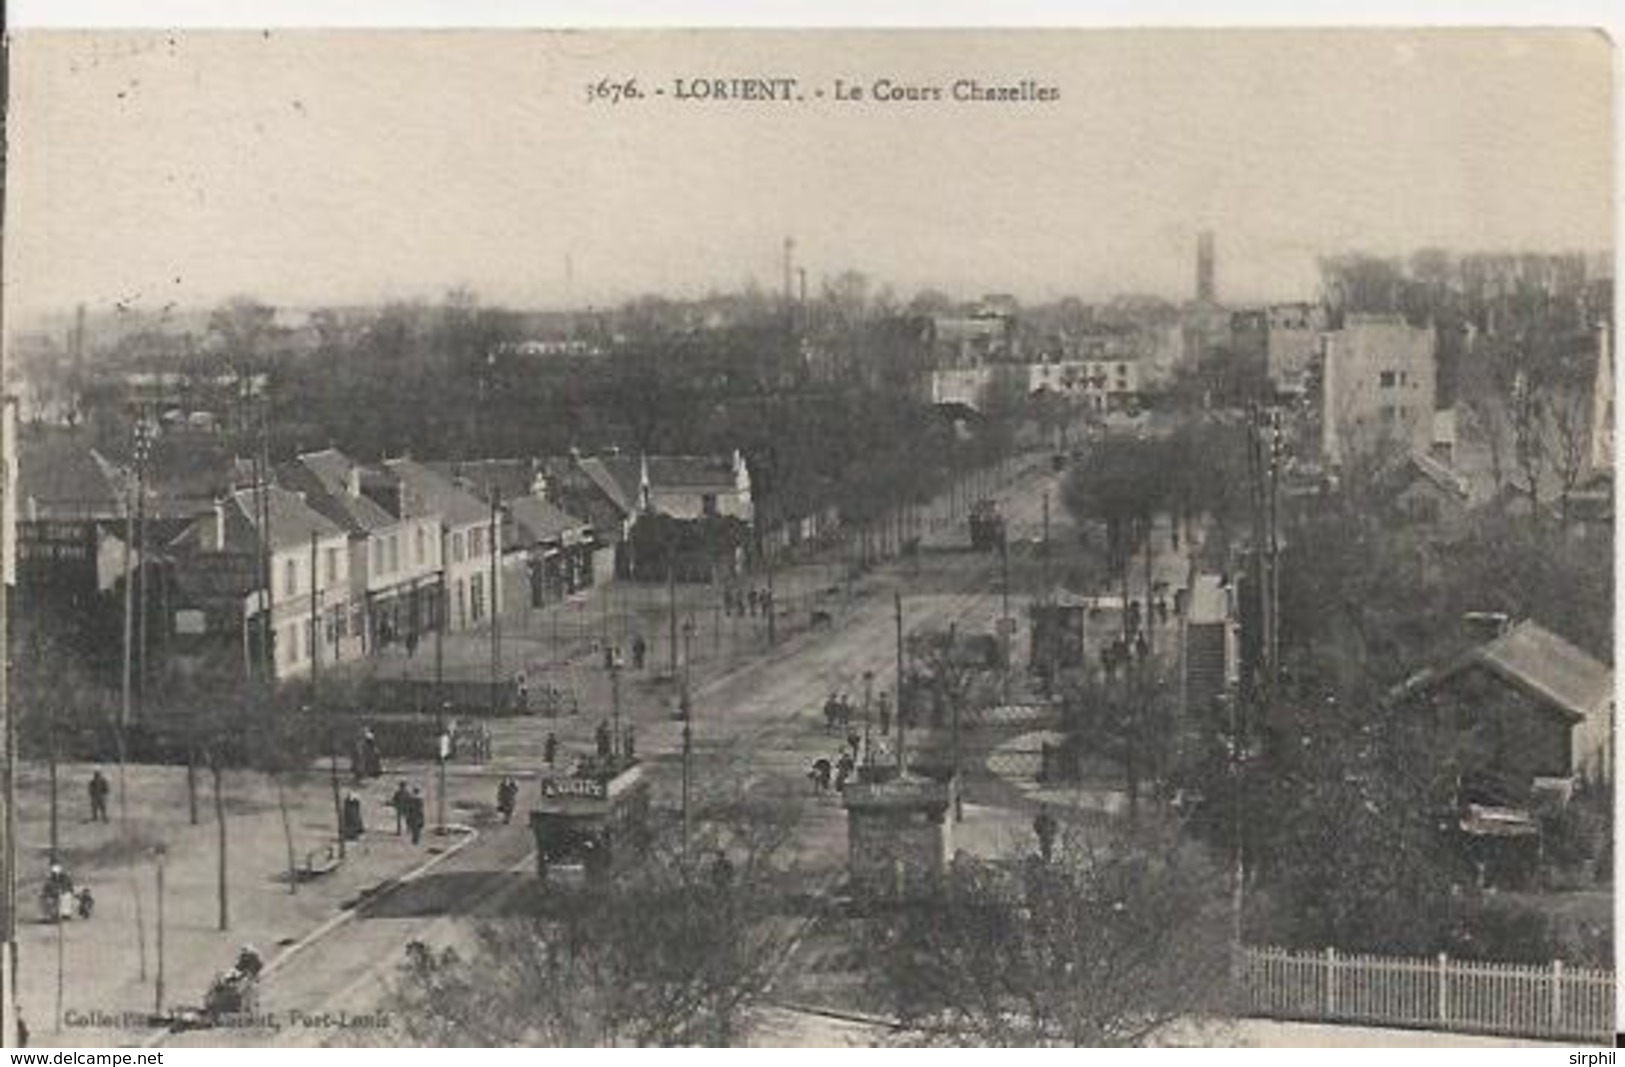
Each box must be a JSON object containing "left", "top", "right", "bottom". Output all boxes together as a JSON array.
[
  {"left": 87, "top": 770, "right": 110, "bottom": 823},
  {"left": 496, "top": 777, "right": 519, "bottom": 824},
  {"left": 391, "top": 780, "right": 411, "bottom": 835},
  {"left": 406, "top": 787, "right": 426, "bottom": 845}
]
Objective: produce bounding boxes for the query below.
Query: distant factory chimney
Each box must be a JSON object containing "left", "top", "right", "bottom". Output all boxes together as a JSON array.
[
  {"left": 783, "top": 237, "right": 796, "bottom": 310},
  {"left": 1196, "top": 231, "right": 1216, "bottom": 303}
]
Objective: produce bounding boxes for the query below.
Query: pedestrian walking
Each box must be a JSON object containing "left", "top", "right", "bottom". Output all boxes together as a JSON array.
[
  {"left": 808, "top": 757, "right": 832, "bottom": 794},
  {"left": 846, "top": 728, "right": 862, "bottom": 761},
  {"left": 1033, "top": 807, "right": 1059, "bottom": 862},
  {"left": 496, "top": 777, "right": 518, "bottom": 824},
  {"left": 342, "top": 790, "right": 365, "bottom": 841},
  {"left": 747, "top": 589, "right": 759, "bottom": 617},
  {"left": 834, "top": 750, "right": 855, "bottom": 793},
  {"left": 87, "top": 769, "right": 110, "bottom": 823},
  {"left": 391, "top": 780, "right": 411, "bottom": 835},
  {"left": 595, "top": 720, "right": 613, "bottom": 759},
  {"left": 406, "top": 787, "right": 426, "bottom": 845},
  {"left": 631, "top": 634, "right": 647, "bottom": 670},
  {"left": 623, "top": 725, "right": 636, "bottom": 760},
  {"left": 543, "top": 732, "right": 559, "bottom": 768},
  {"left": 876, "top": 691, "right": 892, "bottom": 736},
  {"left": 1134, "top": 630, "right": 1149, "bottom": 664}
]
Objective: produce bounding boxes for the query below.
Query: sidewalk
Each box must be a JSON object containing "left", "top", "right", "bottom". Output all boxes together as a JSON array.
[{"left": 11, "top": 759, "right": 487, "bottom": 1046}]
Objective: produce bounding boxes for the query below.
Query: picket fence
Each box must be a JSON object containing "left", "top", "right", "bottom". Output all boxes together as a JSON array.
[{"left": 1235, "top": 944, "right": 1614, "bottom": 1042}]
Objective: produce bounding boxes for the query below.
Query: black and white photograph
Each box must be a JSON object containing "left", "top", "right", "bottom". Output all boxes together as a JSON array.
[{"left": 0, "top": 19, "right": 1616, "bottom": 1049}]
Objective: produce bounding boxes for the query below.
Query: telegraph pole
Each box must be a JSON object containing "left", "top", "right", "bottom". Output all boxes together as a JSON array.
[
  {"left": 309, "top": 531, "right": 320, "bottom": 701},
  {"left": 489, "top": 487, "right": 502, "bottom": 717},
  {"left": 893, "top": 593, "right": 906, "bottom": 772},
  {"left": 135, "top": 417, "right": 152, "bottom": 718},
  {"left": 667, "top": 558, "right": 678, "bottom": 678},
  {"left": 435, "top": 532, "right": 446, "bottom": 689}
]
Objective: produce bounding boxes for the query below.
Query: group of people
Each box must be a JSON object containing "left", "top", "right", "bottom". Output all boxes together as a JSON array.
[
  {"left": 809, "top": 695, "right": 897, "bottom": 795},
  {"left": 821, "top": 689, "right": 894, "bottom": 736},
  {"left": 388, "top": 780, "right": 430, "bottom": 844},
  {"left": 722, "top": 587, "right": 774, "bottom": 618},
  {"left": 601, "top": 634, "right": 650, "bottom": 671}
]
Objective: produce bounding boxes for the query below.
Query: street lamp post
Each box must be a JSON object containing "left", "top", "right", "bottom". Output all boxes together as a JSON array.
[
  {"left": 861, "top": 670, "right": 874, "bottom": 766},
  {"left": 436, "top": 702, "right": 450, "bottom": 833},
  {"left": 153, "top": 844, "right": 167, "bottom": 1016}
]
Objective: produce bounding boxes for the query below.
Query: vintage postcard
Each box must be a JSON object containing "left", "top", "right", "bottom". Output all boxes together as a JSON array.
[{"left": 0, "top": 24, "right": 1615, "bottom": 1049}]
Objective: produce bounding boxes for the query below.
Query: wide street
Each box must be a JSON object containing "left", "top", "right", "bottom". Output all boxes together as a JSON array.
[{"left": 149, "top": 453, "right": 1113, "bottom": 1047}]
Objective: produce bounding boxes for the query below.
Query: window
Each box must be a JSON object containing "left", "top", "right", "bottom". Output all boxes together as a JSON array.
[
  {"left": 1379, "top": 371, "right": 1397, "bottom": 388},
  {"left": 325, "top": 547, "right": 340, "bottom": 585},
  {"left": 471, "top": 574, "right": 486, "bottom": 621},
  {"left": 284, "top": 558, "right": 298, "bottom": 597},
  {"left": 455, "top": 580, "right": 467, "bottom": 628},
  {"left": 452, "top": 531, "right": 465, "bottom": 564},
  {"left": 701, "top": 493, "right": 719, "bottom": 517},
  {"left": 416, "top": 526, "right": 427, "bottom": 565},
  {"left": 387, "top": 534, "right": 399, "bottom": 574}
]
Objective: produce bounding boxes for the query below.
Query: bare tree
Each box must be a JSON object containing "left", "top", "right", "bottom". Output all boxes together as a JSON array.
[
  {"left": 386, "top": 777, "right": 806, "bottom": 1046},
  {"left": 868, "top": 819, "right": 1232, "bottom": 1046}
]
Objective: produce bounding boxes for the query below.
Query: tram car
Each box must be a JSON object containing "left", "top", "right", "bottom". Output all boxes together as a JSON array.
[
  {"left": 529, "top": 758, "right": 651, "bottom": 883},
  {"left": 968, "top": 499, "right": 1006, "bottom": 552}
]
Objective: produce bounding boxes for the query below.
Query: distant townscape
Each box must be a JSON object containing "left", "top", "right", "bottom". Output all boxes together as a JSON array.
[{"left": 0, "top": 233, "right": 1614, "bottom": 1048}]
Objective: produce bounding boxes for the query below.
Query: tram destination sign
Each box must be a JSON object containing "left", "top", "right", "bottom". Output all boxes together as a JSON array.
[{"left": 541, "top": 777, "right": 609, "bottom": 800}]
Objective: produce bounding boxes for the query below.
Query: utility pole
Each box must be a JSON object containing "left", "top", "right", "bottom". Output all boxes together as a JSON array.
[
  {"left": 667, "top": 558, "right": 678, "bottom": 678},
  {"left": 153, "top": 845, "right": 166, "bottom": 1016},
  {"left": 135, "top": 416, "right": 152, "bottom": 719},
  {"left": 490, "top": 487, "right": 502, "bottom": 718},
  {"left": 893, "top": 593, "right": 906, "bottom": 772},
  {"left": 681, "top": 619, "right": 693, "bottom": 862},
  {"left": 435, "top": 532, "right": 446, "bottom": 690},
  {"left": 120, "top": 474, "right": 135, "bottom": 728},
  {"left": 763, "top": 508, "right": 776, "bottom": 646},
  {"left": 309, "top": 531, "right": 320, "bottom": 702},
  {"left": 609, "top": 663, "right": 622, "bottom": 761},
  {"left": 999, "top": 530, "right": 1011, "bottom": 704}
]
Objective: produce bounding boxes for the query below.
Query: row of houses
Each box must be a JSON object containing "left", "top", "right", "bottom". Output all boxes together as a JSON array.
[{"left": 13, "top": 429, "right": 753, "bottom": 688}]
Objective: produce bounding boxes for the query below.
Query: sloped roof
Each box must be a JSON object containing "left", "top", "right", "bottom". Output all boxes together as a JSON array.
[
  {"left": 646, "top": 454, "right": 738, "bottom": 490},
  {"left": 227, "top": 485, "right": 346, "bottom": 551},
  {"left": 506, "top": 494, "right": 588, "bottom": 546},
  {"left": 427, "top": 459, "right": 538, "bottom": 505},
  {"left": 577, "top": 455, "right": 640, "bottom": 516},
  {"left": 382, "top": 458, "right": 489, "bottom": 527},
  {"left": 16, "top": 430, "right": 125, "bottom": 516},
  {"left": 1472, "top": 620, "right": 1613, "bottom": 722},
  {"left": 1404, "top": 452, "right": 1472, "bottom": 501},
  {"left": 280, "top": 451, "right": 397, "bottom": 534}
]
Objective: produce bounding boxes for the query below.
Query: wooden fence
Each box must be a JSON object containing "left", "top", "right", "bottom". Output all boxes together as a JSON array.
[{"left": 1235, "top": 944, "right": 1614, "bottom": 1043}]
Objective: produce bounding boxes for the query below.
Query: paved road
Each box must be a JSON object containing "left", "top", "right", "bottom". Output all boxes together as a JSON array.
[{"left": 162, "top": 461, "right": 1058, "bottom": 1047}]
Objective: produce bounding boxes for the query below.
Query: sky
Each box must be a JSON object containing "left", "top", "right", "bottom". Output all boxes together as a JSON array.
[{"left": 4, "top": 29, "right": 1615, "bottom": 327}]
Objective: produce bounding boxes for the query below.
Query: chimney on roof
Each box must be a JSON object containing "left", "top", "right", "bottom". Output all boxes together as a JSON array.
[{"left": 1462, "top": 611, "right": 1512, "bottom": 643}]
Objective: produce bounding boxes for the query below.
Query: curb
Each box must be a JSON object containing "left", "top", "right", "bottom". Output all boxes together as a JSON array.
[{"left": 141, "top": 823, "right": 478, "bottom": 1048}]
